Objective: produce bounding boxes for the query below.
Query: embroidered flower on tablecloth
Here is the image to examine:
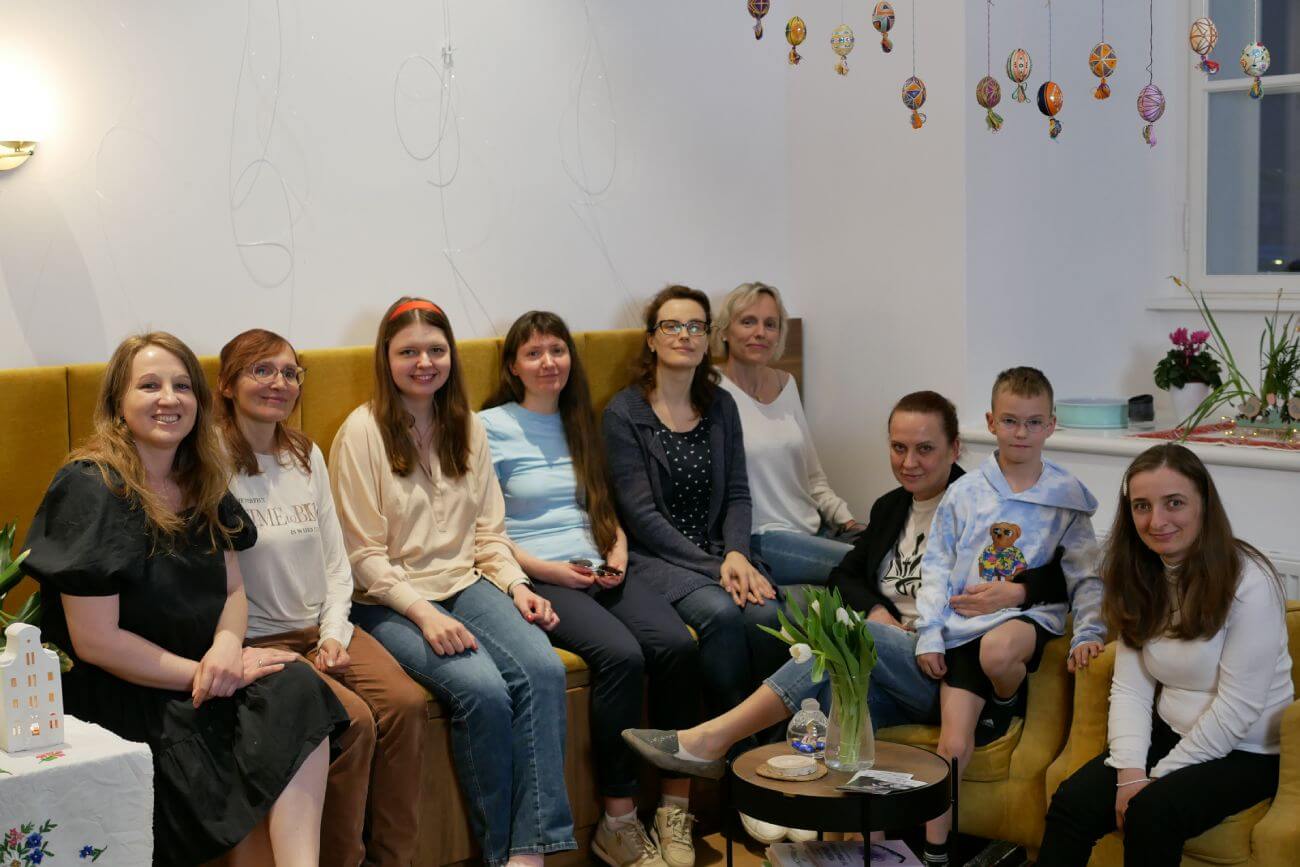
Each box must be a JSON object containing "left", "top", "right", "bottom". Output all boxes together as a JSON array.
[
  {"left": 34, "top": 752, "right": 64, "bottom": 764},
  {"left": 78, "top": 844, "right": 107, "bottom": 861}
]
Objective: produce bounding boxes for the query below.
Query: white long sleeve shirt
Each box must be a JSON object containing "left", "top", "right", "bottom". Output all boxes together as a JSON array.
[
  {"left": 720, "top": 374, "right": 854, "bottom": 535},
  {"left": 1105, "top": 557, "right": 1293, "bottom": 778},
  {"left": 231, "top": 444, "right": 356, "bottom": 649}
]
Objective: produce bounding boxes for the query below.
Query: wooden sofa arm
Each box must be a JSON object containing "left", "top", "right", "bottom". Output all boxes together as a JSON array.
[
  {"left": 1045, "top": 642, "right": 1116, "bottom": 800},
  {"left": 1249, "top": 699, "right": 1300, "bottom": 866}
]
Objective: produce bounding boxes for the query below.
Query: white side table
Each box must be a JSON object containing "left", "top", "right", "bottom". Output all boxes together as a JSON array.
[{"left": 0, "top": 716, "right": 153, "bottom": 865}]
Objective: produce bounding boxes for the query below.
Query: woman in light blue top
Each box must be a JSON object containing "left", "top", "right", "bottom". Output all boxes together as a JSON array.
[{"left": 480, "top": 311, "right": 704, "bottom": 867}]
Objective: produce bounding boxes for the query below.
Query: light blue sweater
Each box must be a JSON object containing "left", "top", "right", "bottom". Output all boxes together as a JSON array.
[{"left": 914, "top": 452, "right": 1105, "bottom": 656}]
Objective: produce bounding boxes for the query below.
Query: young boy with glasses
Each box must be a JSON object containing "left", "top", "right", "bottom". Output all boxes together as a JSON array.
[{"left": 911, "top": 366, "right": 1105, "bottom": 866}]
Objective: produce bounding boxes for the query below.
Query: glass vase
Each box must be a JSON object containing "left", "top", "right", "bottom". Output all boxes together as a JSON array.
[{"left": 825, "top": 676, "right": 874, "bottom": 772}]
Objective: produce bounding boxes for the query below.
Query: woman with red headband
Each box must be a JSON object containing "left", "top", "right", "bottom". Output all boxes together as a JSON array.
[{"left": 329, "top": 298, "right": 575, "bottom": 867}]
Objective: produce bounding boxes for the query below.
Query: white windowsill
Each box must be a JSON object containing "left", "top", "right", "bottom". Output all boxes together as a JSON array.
[
  {"left": 1147, "top": 293, "right": 1300, "bottom": 313},
  {"left": 960, "top": 426, "right": 1300, "bottom": 472}
]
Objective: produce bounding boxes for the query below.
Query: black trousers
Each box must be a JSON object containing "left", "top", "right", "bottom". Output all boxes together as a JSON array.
[
  {"left": 534, "top": 578, "right": 703, "bottom": 798},
  {"left": 1038, "top": 715, "right": 1280, "bottom": 866}
]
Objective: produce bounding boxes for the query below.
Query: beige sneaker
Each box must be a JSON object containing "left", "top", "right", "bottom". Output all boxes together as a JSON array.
[
  {"left": 652, "top": 805, "right": 697, "bottom": 867},
  {"left": 593, "top": 816, "right": 667, "bottom": 867}
]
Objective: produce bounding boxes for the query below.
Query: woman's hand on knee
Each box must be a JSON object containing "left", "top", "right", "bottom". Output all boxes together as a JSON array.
[
  {"left": 948, "top": 581, "right": 1027, "bottom": 617},
  {"left": 241, "top": 647, "right": 297, "bottom": 686},
  {"left": 917, "top": 652, "right": 947, "bottom": 679},
  {"left": 408, "top": 601, "right": 479, "bottom": 656},
  {"left": 1114, "top": 773, "right": 1151, "bottom": 831},
  {"left": 721, "top": 552, "right": 775, "bottom": 607},
  {"left": 192, "top": 634, "right": 245, "bottom": 706},
  {"left": 512, "top": 584, "right": 560, "bottom": 631}
]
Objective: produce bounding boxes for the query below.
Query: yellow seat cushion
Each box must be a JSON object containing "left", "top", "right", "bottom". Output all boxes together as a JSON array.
[
  {"left": 878, "top": 717, "right": 1024, "bottom": 783},
  {"left": 578, "top": 329, "right": 644, "bottom": 416}
]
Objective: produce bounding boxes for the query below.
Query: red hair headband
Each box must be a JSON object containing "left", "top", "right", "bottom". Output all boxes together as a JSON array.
[{"left": 389, "top": 300, "right": 444, "bottom": 321}]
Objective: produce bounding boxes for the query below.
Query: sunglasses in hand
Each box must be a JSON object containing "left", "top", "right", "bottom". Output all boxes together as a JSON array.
[{"left": 569, "top": 558, "right": 623, "bottom": 578}]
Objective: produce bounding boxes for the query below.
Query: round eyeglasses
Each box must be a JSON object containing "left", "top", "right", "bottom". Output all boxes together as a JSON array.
[
  {"left": 245, "top": 362, "right": 306, "bottom": 385},
  {"left": 652, "top": 319, "right": 711, "bottom": 337}
]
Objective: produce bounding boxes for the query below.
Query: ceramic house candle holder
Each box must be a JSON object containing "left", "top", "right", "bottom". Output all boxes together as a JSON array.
[{"left": 0, "top": 622, "right": 64, "bottom": 753}]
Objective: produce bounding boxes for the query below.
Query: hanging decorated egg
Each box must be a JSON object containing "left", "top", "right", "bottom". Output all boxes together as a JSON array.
[
  {"left": 1037, "top": 81, "right": 1063, "bottom": 139},
  {"left": 748, "top": 0, "right": 770, "bottom": 39},
  {"left": 902, "top": 76, "right": 927, "bottom": 129},
  {"left": 1089, "top": 42, "right": 1118, "bottom": 99},
  {"left": 1188, "top": 17, "right": 1220, "bottom": 75},
  {"left": 1006, "top": 48, "right": 1033, "bottom": 103},
  {"left": 975, "top": 75, "right": 1003, "bottom": 132},
  {"left": 1241, "top": 42, "right": 1270, "bottom": 99},
  {"left": 872, "top": 2, "right": 896, "bottom": 53},
  {"left": 786, "top": 17, "right": 807, "bottom": 65},
  {"left": 831, "top": 24, "right": 856, "bottom": 75},
  {"left": 1137, "top": 83, "right": 1165, "bottom": 147}
]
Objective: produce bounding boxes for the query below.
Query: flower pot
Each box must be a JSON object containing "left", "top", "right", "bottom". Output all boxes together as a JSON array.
[
  {"left": 1170, "top": 382, "right": 1212, "bottom": 425},
  {"left": 825, "top": 676, "right": 874, "bottom": 772}
]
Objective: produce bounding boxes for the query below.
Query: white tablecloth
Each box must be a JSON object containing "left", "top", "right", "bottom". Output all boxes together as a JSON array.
[{"left": 0, "top": 716, "right": 153, "bottom": 865}]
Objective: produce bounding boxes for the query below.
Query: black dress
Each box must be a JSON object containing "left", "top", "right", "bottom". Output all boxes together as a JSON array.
[{"left": 24, "top": 462, "right": 348, "bottom": 866}]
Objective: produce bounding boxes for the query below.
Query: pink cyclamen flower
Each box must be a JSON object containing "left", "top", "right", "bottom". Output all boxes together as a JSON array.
[
  {"left": 1190, "top": 330, "right": 1210, "bottom": 345},
  {"left": 1169, "top": 327, "right": 1190, "bottom": 347}
]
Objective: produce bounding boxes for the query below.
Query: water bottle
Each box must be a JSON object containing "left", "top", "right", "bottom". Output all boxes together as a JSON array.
[{"left": 787, "top": 698, "right": 828, "bottom": 757}]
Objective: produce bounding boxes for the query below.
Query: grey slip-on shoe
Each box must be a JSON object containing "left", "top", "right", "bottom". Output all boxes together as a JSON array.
[{"left": 621, "top": 728, "right": 726, "bottom": 780}]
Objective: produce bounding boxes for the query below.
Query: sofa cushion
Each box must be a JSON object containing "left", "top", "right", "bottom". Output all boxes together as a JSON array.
[
  {"left": 878, "top": 717, "right": 1024, "bottom": 782},
  {"left": 578, "top": 329, "right": 643, "bottom": 416}
]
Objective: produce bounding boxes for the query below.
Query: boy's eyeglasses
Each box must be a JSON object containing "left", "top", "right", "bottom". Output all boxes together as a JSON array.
[
  {"left": 246, "top": 362, "right": 307, "bottom": 385},
  {"left": 651, "top": 319, "right": 711, "bottom": 337},
  {"left": 995, "top": 416, "right": 1049, "bottom": 433}
]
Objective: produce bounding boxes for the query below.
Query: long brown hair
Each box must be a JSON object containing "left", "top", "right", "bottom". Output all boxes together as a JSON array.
[
  {"left": 483, "top": 311, "right": 619, "bottom": 556},
  {"left": 1103, "top": 443, "right": 1280, "bottom": 648},
  {"left": 216, "top": 328, "right": 313, "bottom": 476},
  {"left": 372, "top": 296, "right": 471, "bottom": 478},
  {"left": 70, "top": 332, "right": 239, "bottom": 546},
  {"left": 633, "top": 284, "right": 720, "bottom": 415}
]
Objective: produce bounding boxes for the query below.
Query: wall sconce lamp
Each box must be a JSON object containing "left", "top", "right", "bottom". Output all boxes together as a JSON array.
[{"left": 0, "top": 141, "right": 37, "bottom": 171}]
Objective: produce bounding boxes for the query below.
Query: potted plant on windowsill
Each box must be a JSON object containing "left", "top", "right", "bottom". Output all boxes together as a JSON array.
[
  {"left": 0, "top": 522, "right": 70, "bottom": 672},
  {"left": 1154, "top": 326, "right": 1223, "bottom": 422},
  {"left": 1168, "top": 277, "right": 1300, "bottom": 441}
]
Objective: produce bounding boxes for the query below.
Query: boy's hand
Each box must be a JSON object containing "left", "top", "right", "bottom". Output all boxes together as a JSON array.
[
  {"left": 1068, "top": 641, "right": 1104, "bottom": 673},
  {"left": 949, "top": 581, "right": 1027, "bottom": 616},
  {"left": 917, "top": 652, "right": 947, "bottom": 679}
]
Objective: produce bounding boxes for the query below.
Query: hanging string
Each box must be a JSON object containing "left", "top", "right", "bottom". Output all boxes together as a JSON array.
[
  {"left": 1101, "top": 0, "right": 1105, "bottom": 42},
  {"left": 1146, "top": 0, "right": 1153, "bottom": 84},
  {"left": 1047, "top": 0, "right": 1053, "bottom": 79},
  {"left": 912, "top": 0, "right": 917, "bottom": 76},
  {"left": 986, "top": 0, "right": 992, "bottom": 76}
]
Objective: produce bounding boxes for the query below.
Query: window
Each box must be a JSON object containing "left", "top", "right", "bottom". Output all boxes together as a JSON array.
[
  {"left": 48, "top": 692, "right": 55, "bottom": 703},
  {"left": 8, "top": 677, "right": 14, "bottom": 688},
  {"left": 27, "top": 674, "right": 36, "bottom": 687},
  {"left": 47, "top": 671, "right": 54, "bottom": 681},
  {"left": 1184, "top": 0, "right": 1300, "bottom": 308}
]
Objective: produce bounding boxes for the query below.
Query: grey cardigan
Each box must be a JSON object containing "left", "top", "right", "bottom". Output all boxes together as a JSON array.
[{"left": 602, "top": 384, "right": 761, "bottom": 603}]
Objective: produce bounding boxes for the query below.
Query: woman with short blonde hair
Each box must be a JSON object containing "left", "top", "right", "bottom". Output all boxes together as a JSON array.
[{"left": 713, "top": 282, "right": 861, "bottom": 586}]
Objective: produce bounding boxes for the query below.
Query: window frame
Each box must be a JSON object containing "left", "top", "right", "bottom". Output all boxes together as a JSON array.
[{"left": 1173, "top": 0, "right": 1300, "bottom": 312}]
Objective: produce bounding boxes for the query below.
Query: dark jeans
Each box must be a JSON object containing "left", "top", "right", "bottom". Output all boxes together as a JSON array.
[
  {"left": 672, "top": 583, "right": 791, "bottom": 716},
  {"left": 533, "top": 578, "right": 703, "bottom": 798},
  {"left": 1039, "top": 715, "right": 1281, "bottom": 867}
]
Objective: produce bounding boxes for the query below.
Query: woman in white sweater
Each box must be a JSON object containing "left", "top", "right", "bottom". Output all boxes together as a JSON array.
[
  {"left": 712, "top": 282, "right": 860, "bottom": 586},
  {"left": 218, "top": 328, "right": 428, "bottom": 867},
  {"left": 1038, "top": 443, "right": 1293, "bottom": 866}
]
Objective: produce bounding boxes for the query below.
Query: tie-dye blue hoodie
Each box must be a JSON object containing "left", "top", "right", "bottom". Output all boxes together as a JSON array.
[{"left": 913, "top": 452, "right": 1105, "bottom": 657}]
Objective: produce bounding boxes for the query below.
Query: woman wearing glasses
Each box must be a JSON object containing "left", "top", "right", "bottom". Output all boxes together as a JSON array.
[
  {"left": 603, "top": 286, "right": 790, "bottom": 744},
  {"left": 217, "top": 329, "right": 428, "bottom": 867},
  {"left": 713, "top": 282, "right": 861, "bottom": 586}
]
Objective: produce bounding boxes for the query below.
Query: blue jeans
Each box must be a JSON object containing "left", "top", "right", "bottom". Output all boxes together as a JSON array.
[
  {"left": 351, "top": 580, "right": 576, "bottom": 866},
  {"left": 672, "top": 583, "right": 791, "bottom": 717},
  {"left": 762, "top": 621, "right": 939, "bottom": 731},
  {"left": 750, "top": 530, "right": 853, "bottom": 586}
]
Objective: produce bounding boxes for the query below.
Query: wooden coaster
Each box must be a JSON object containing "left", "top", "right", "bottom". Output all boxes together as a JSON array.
[{"left": 756, "top": 761, "right": 828, "bottom": 782}]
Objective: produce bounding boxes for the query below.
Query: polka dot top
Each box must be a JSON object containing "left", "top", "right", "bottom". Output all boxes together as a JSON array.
[{"left": 659, "top": 421, "right": 713, "bottom": 549}]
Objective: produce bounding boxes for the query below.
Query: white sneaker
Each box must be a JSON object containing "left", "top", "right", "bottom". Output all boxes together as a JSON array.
[
  {"left": 593, "top": 815, "right": 667, "bottom": 867},
  {"left": 652, "top": 805, "right": 697, "bottom": 867},
  {"left": 785, "top": 828, "right": 819, "bottom": 842},
  {"left": 739, "top": 813, "right": 788, "bottom": 845}
]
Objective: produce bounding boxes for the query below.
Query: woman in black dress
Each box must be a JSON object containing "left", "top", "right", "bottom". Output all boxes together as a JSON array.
[{"left": 24, "top": 332, "right": 346, "bottom": 866}]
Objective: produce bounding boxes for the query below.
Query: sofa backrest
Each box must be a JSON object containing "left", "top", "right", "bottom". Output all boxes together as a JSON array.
[{"left": 0, "top": 321, "right": 803, "bottom": 612}]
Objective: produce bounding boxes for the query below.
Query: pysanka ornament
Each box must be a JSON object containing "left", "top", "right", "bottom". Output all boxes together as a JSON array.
[
  {"left": 1241, "top": 43, "right": 1270, "bottom": 99},
  {"left": 903, "top": 77, "right": 927, "bottom": 129},
  {"left": 831, "top": 24, "right": 855, "bottom": 75},
  {"left": 873, "top": 2, "right": 896, "bottom": 53},
  {"left": 1189, "top": 17, "right": 1219, "bottom": 75},
  {"left": 976, "top": 76, "right": 1003, "bottom": 132},
  {"left": 786, "top": 17, "right": 807, "bottom": 64},
  {"left": 1090, "top": 43, "right": 1117, "bottom": 99},
  {"left": 1137, "top": 85, "right": 1165, "bottom": 147},
  {"left": 1007, "top": 49, "right": 1033, "bottom": 103},
  {"left": 1038, "top": 82, "right": 1063, "bottom": 139},
  {"left": 748, "top": 0, "right": 770, "bottom": 39}
]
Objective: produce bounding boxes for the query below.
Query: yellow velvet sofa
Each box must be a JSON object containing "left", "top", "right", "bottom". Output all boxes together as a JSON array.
[
  {"left": 876, "top": 634, "right": 1074, "bottom": 858},
  {"left": 1044, "top": 601, "right": 1300, "bottom": 866}
]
